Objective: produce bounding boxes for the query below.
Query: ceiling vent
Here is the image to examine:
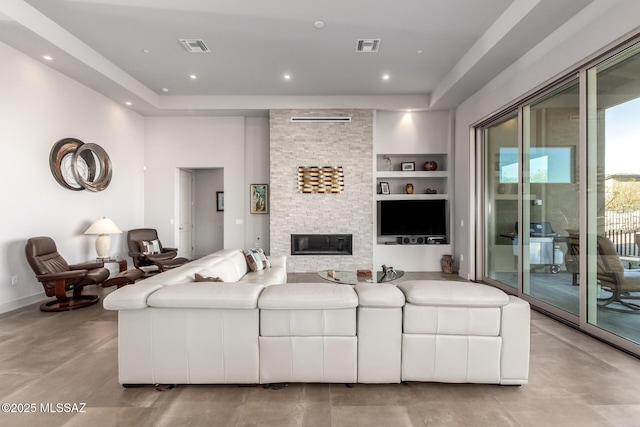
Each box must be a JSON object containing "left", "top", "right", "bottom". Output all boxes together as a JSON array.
[
  {"left": 291, "top": 117, "right": 352, "bottom": 123},
  {"left": 356, "top": 39, "right": 381, "bottom": 53},
  {"left": 178, "top": 39, "right": 211, "bottom": 53}
]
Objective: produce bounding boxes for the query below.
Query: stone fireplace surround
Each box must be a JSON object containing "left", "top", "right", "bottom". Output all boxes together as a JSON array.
[{"left": 269, "top": 109, "right": 373, "bottom": 272}]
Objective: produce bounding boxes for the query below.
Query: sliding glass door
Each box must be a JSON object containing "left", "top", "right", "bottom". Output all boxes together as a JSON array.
[
  {"left": 478, "top": 38, "right": 640, "bottom": 354},
  {"left": 522, "top": 81, "right": 580, "bottom": 316},
  {"left": 483, "top": 114, "right": 519, "bottom": 290},
  {"left": 586, "top": 44, "right": 640, "bottom": 345}
]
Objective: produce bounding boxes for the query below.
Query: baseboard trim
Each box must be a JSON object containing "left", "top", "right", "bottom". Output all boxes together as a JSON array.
[{"left": 0, "top": 292, "right": 46, "bottom": 314}]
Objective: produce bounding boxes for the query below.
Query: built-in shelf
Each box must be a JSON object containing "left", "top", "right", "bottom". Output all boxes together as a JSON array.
[
  {"left": 373, "top": 111, "right": 453, "bottom": 271},
  {"left": 375, "top": 154, "right": 449, "bottom": 200},
  {"left": 376, "top": 171, "right": 448, "bottom": 179},
  {"left": 375, "top": 194, "right": 448, "bottom": 201}
]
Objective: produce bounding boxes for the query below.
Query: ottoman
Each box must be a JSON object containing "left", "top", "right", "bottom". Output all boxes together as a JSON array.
[{"left": 258, "top": 283, "right": 358, "bottom": 384}]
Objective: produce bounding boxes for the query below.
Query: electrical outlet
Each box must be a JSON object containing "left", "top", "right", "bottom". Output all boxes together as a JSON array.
[{"left": 11, "top": 275, "right": 18, "bottom": 286}]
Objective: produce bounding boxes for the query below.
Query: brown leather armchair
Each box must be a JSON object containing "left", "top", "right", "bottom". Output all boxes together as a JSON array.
[
  {"left": 127, "top": 228, "right": 188, "bottom": 276},
  {"left": 25, "top": 236, "right": 108, "bottom": 312}
]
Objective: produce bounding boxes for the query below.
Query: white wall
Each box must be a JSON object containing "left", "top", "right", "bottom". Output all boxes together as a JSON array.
[
  {"left": 0, "top": 42, "right": 145, "bottom": 312},
  {"left": 454, "top": 0, "right": 640, "bottom": 280},
  {"left": 144, "top": 117, "right": 246, "bottom": 250},
  {"left": 244, "top": 117, "right": 271, "bottom": 252}
]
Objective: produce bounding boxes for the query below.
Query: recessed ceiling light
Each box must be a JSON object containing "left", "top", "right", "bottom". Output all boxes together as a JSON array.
[
  {"left": 314, "top": 21, "right": 325, "bottom": 29},
  {"left": 142, "top": 49, "right": 151, "bottom": 54},
  {"left": 382, "top": 74, "right": 390, "bottom": 80},
  {"left": 284, "top": 74, "right": 291, "bottom": 80},
  {"left": 189, "top": 74, "right": 197, "bottom": 80},
  {"left": 125, "top": 101, "right": 132, "bottom": 106},
  {"left": 42, "top": 55, "right": 53, "bottom": 61},
  {"left": 161, "top": 88, "right": 169, "bottom": 93},
  {"left": 417, "top": 49, "right": 423, "bottom": 54}
]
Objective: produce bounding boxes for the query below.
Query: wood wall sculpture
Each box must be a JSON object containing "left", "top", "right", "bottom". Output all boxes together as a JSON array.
[{"left": 297, "top": 166, "right": 344, "bottom": 193}]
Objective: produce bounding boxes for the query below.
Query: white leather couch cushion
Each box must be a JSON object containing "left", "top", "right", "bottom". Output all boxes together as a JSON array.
[
  {"left": 118, "top": 307, "right": 260, "bottom": 384},
  {"left": 103, "top": 282, "right": 164, "bottom": 310},
  {"left": 197, "top": 260, "right": 245, "bottom": 283},
  {"left": 139, "top": 263, "right": 206, "bottom": 286},
  {"left": 147, "top": 282, "right": 264, "bottom": 309},
  {"left": 355, "top": 285, "right": 404, "bottom": 384},
  {"left": 258, "top": 283, "right": 358, "bottom": 310},
  {"left": 238, "top": 267, "right": 287, "bottom": 286},
  {"left": 259, "top": 336, "right": 357, "bottom": 384},
  {"left": 260, "top": 283, "right": 357, "bottom": 336},
  {"left": 261, "top": 309, "right": 355, "bottom": 336},
  {"left": 402, "top": 334, "right": 502, "bottom": 383},
  {"left": 397, "top": 280, "right": 509, "bottom": 307},
  {"left": 403, "top": 303, "right": 502, "bottom": 336},
  {"left": 355, "top": 283, "right": 405, "bottom": 307}
]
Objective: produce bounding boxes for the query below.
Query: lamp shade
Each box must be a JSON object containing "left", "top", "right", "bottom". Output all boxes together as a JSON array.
[
  {"left": 84, "top": 217, "right": 122, "bottom": 259},
  {"left": 84, "top": 217, "right": 122, "bottom": 235}
]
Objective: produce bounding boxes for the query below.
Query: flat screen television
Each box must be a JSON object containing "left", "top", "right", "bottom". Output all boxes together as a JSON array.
[{"left": 379, "top": 199, "right": 447, "bottom": 237}]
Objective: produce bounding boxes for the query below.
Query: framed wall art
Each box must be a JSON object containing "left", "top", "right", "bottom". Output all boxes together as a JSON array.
[
  {"left": 250, "top": 184, "right": 269, "bottom": 214},
  {"left": 380, "top": 181, "right": 390, "bottom": 194},
  {"left": 401, "top": 162, "right": 415, "bottom": 171}
]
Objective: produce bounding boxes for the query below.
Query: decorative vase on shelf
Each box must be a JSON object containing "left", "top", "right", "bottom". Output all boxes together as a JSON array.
[
  {"left": 424, "top": 161, "right": 438, "bottom": 171},
  {"left": 383, "top": 155, "right": 393, "bottom": 171},
  {"left": 441, "top": 254, "right": 454, "bottom": 274},
  {"left": 406, "top": 183, "right": 414, "bottom": 194}
]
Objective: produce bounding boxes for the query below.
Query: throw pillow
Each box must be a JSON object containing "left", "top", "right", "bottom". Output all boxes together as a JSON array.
[
  {"left": 141, "top": 239, "right": 161, "bottom": 255},
  {"left": 244, "top": 248, "right": 271, "bottom": 271},
  {"left": 194, "top": 273, "right": 223, "bottom": 282},
  {"left": 244, "top": 249, "right": 264, "bottom": 272},
  {"left": 255, "top": 248, "right": 271, "bottom": 269}
]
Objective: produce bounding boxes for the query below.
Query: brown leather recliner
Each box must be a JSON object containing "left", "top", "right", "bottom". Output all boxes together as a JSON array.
[
  {"left": 25, "top": 236, "right": 108, "bottom": 312},
  {"left": 127, "top": 228, "right": 188, "bottom": 276}
]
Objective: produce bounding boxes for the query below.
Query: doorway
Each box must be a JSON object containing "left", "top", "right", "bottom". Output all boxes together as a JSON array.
[{"left": 178, "top": 168, "right": 224, "bottom": 259}]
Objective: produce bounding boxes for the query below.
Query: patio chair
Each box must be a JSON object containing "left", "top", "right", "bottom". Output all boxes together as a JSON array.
[{"left": 597, "top": 235, "right": 640, "bottom": 313}]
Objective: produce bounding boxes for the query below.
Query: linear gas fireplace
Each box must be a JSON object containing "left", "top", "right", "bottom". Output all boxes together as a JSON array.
[{"left": 291, "top": 234, "right": 353, "bottom": 256}]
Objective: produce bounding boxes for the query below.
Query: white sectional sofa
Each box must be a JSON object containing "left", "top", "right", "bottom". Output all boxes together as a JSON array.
[{"left": 104, "top": 251, "right": 530, "bottom": 386}]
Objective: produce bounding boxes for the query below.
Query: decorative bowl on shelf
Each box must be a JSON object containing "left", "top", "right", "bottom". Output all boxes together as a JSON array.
[{"left": 423, "top": 161, "right": 438, "bottom": 171}]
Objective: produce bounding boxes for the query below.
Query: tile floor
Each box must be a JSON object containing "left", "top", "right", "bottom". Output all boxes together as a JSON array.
[{"left": 0, "top": 274, "right": 639, "bottom": 426}]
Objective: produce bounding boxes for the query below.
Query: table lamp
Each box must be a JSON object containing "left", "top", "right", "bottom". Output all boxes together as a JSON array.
[{"left": 84, "top": 217, "right": 122, "bottom": 259}]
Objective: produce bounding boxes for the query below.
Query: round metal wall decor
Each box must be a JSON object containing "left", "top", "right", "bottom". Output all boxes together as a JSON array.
[{"left": 49, "top": 138, "right": 112, "bottom": 192}]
